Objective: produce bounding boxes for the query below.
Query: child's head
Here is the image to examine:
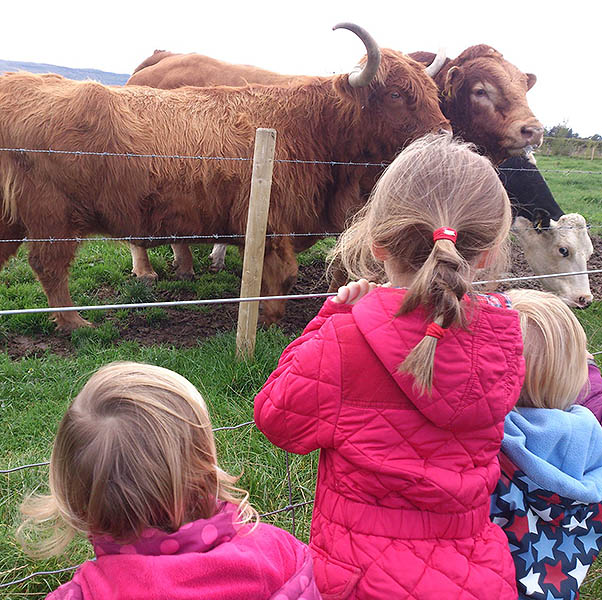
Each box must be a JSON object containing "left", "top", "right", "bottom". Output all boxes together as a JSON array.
[
  {"left": 333, "top": 132, "right": 511, "bottom": 286},
  {"left": 18, "top": 362, "right": 255, "bottom": 558},
  {"left": 331, "top": 133, "right": 512, "bottom": 391},
  {"left": 507, "top": 289, "right": 588, "bottom": 410}
]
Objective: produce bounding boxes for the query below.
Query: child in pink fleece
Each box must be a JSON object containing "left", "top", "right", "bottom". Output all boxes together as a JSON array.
[
  {"left": 17, "top": 361, "right": 321, "bottom": 600},
  {"left": 255, "top": 134, "right": 525, "bottom": 599}
]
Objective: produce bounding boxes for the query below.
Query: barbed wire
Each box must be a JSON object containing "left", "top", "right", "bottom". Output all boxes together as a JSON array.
[
  {"left": 0, "top": 460, "right": 50, "bottom": 474},
  {"left": 0, "top": 146, "right": 601, "bottom": 174},
  {"left": 0, "top": 221, "right": 601, "bottom": 246},
  {"left": 0, "top": 232, "right": 340, "bottom": 244}
]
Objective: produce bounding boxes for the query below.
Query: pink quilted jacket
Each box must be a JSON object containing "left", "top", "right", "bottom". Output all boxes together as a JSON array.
[{"left": 255, "top": 288, "right": 525, "bottom": 599}]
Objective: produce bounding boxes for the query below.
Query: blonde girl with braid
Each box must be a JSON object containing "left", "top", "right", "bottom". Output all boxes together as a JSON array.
[
  {"left": 254, "top": 134, "right": 525, "bottom": 600},
  {"left": 18, "top": 362, "right": 322, "bottom": 600}
]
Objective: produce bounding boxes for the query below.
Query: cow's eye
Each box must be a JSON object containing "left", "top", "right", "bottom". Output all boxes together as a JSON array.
[
  {"left": 390, "top": 92, "right": 401, "bottom": 99},
  {"left": 559, "top": 247, "right": 569, "bottom": 257},
  {"left": 474, "top": 88, "right": 487, "bottom": 97}
]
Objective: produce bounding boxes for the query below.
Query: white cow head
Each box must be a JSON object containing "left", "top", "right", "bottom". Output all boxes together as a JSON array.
[{"left": 512, "top": 213, "right": 594, "bottom": 308}]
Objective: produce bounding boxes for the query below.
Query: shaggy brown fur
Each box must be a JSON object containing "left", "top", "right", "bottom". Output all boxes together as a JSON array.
[{"left": 0, "top": 50, "right": 447, "bottom": 330}]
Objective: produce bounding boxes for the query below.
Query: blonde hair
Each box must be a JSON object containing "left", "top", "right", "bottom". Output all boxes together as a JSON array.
[
  {"left": 330, "top": 133, "right": 512, "bottom": 393},
  {"left": 17, "top": 362, "right": 257, "bottom": 559},
  {"left": 507, "top": 289, "right": 588, "bottom": 410}
]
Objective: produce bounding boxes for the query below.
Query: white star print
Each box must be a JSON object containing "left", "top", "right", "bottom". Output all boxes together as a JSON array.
[
  {"left": 527, "top": 509, "right": 540, "bottom": 533},
  {"left": 567, "top": 558, "right": 589, "bottom": 585},
  {"left": 566, "top": 515, "right": 588, "bottom": 532},
  {"left": 531, "top": 506, "right": 553, "bottom": 522},
  {"left": 519, "top": 567, "right": 544, "bottom": 596}
]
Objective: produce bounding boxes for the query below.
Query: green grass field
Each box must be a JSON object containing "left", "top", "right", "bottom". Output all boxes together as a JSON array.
[{"left": 0, "top": 155, "right": 601, "bottom": 598}]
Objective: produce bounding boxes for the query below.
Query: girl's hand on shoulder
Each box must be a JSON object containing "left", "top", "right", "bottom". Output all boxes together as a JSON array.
[{"left": 332, "top": 279, "right": 377, "bottom": 305}]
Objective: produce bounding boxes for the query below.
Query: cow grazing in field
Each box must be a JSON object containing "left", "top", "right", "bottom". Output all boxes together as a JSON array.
[
  {"left": 499, "top": 156, "right": 594, "bottom": 308},
  {"left": 512, "top": 213, "right": 593, "bottom": 308},
  {"left": 412, "top": 49, "right": 593, "bottom": 306},
  {"left": 0, "top": 23, "right": 449, "bottom": 330},
  {"left": 127, "top": 42, "right": 544, "bottom": 282},
  {"left": 134, "top": 44, "right": 591, "bottom": 309}
]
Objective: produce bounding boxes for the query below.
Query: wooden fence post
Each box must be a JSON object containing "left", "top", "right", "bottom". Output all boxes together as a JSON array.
[{"left": 236, "top": 128, "right": 277, "bottom": 360}]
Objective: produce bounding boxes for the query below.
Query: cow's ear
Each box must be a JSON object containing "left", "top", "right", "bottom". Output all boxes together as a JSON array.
[
  {"left": 532, "top": 208, "right": 551, "bottom": 234},
  {"left": 526, "top": 73, "right": 537, "bottom": 90},
  {"left": 443, "top": 66, "right": 464, "bottom": 98}
]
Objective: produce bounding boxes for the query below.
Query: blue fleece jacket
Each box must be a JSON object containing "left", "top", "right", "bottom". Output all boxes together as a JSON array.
[{"left": 502, "top": 405, "right": 602, "bottom": 503}]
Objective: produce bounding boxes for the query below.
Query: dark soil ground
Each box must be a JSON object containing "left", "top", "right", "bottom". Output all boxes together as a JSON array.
[{"left": 3, "top": 236, "right": 601, "bottom": 360}]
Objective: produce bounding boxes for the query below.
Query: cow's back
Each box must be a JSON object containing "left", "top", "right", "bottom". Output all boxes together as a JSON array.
[{"left": 127, "top": 53, "right": 306, "bottom": 89}]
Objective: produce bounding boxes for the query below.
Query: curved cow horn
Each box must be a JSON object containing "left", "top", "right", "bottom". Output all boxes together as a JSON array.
[
  {"left": 333, "top": 22, "right": 381, "bottom": 88},
  {"left": 425, "top": 47, "right": 446, "bottom": 78}
]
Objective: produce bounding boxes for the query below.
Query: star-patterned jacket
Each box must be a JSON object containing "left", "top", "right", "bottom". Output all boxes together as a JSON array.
[{"left": 491, "top": 405, "right": 602, "bottom": 599}]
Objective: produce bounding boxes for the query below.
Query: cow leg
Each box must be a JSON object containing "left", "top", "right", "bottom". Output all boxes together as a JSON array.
[
  {"left": 209, "top": 243, "right": 227, "bottom": 272},
  {"left": 0, "top": 220, "right": 25, "bottom": 270},
  {"left": 259, "top": 239, "right": 298, "bottom": 325},
  {"left": 171, "top": 243, "right": 195, "bottom": 280},
  {"left": 130, "top": 243, "right": 158, "bottom": 282},
  {"left": 27, "top": 240, "right": 91, "bottom": 331}
]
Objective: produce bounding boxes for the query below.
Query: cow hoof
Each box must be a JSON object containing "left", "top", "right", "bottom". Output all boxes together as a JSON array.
[
  {"left": 208, "top": 264, "right": 224, "bottom": 273},
  {"left": 133, "top": 272, "right": 159, "bottom": 285},
  {"left": 175, "top": 271, "right": 195, "bottom": 281},
  {"left": 258, "top": 311, "right": 283, "bottom": 327},
  {"left": 55, "top": 314, "right": 93, "bottom": 331}
]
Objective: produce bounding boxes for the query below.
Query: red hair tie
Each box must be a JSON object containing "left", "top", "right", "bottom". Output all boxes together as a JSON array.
[
  {"left": 425, "top": 322, "right": 445, "bottom": 340},
  {"left": 433, "top": 227, "right": 457, "bottom": 244}
]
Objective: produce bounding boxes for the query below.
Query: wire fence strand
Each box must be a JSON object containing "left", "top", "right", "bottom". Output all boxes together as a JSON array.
[
  {"left": 0, "top": 145, "right": 601, "bottom": 174},
  {"left": 0, "top": 221, "right": 600, "bottom": 245},
  {"left": 0, "top": 268, "right": 599, "bottom": 319}
]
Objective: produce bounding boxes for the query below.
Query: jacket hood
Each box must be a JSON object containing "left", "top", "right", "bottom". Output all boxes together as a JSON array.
[
  {"left": 352, "top": 287, "right": 524, "bottom": 431},
  {"left": 502, "top": 405, "right": 602, "bottom": 503}
]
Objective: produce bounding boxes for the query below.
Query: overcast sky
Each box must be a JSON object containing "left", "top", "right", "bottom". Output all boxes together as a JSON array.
[{"left": 2, "top": 1, "right": 600, "bottom": 136}]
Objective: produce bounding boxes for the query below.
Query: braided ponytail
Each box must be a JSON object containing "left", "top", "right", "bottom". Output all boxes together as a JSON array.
[{"left": 398, "top": 236, "right": 473, "bottom": 393}]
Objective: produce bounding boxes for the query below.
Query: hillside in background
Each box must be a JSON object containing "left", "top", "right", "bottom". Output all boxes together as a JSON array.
[{"left": 0, "top": 59, "right": 129, "bottom": 85}]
